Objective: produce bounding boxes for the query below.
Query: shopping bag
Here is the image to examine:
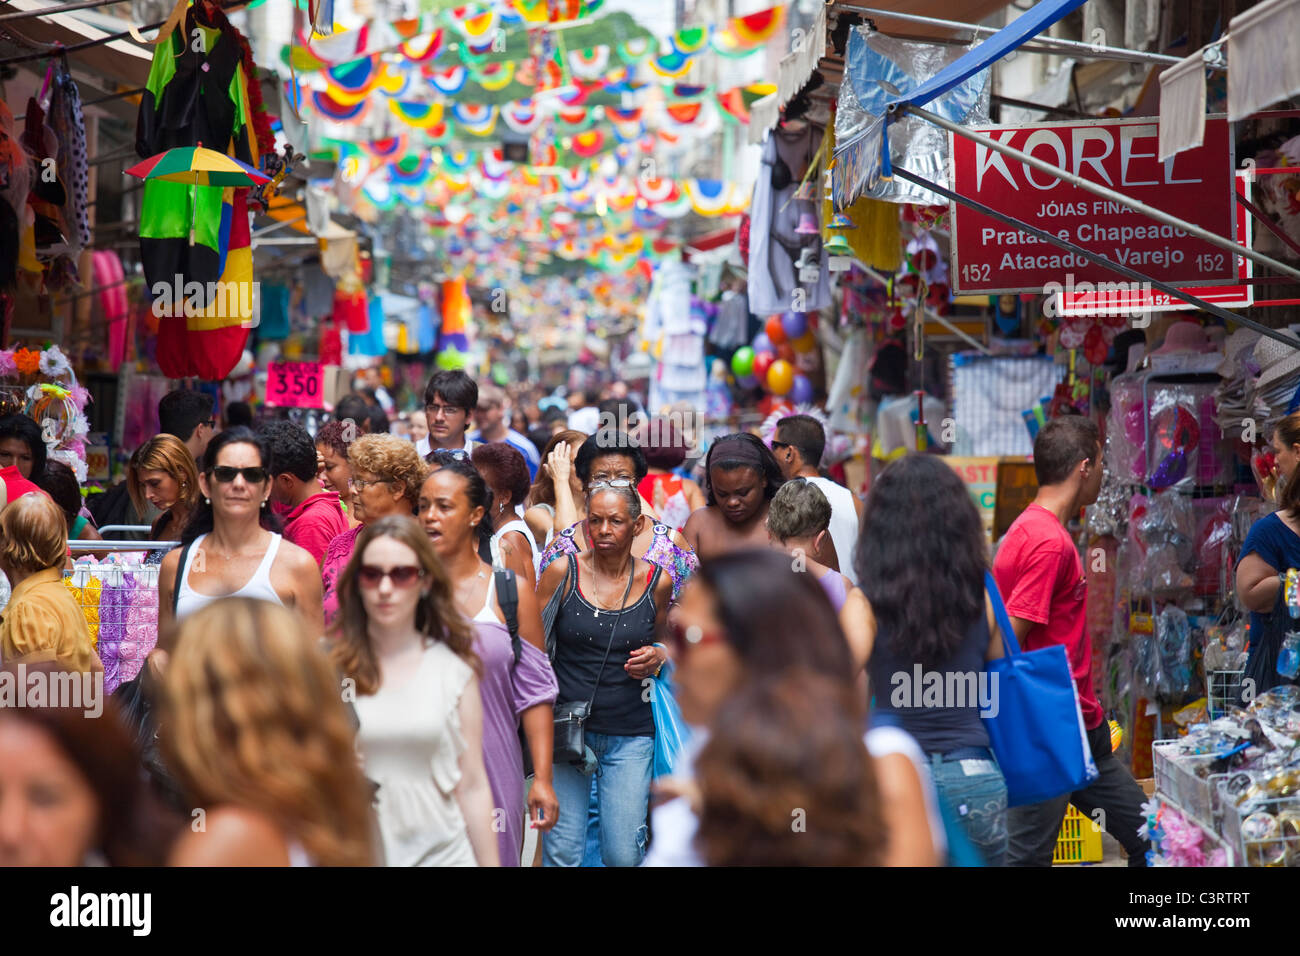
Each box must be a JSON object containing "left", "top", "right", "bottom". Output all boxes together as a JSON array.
[
  {"left": 983, "top": 571, "right": 1099, "bottom": 807},
  {"left": 649, "top": 660, "right": 691, "bottom": 779}
]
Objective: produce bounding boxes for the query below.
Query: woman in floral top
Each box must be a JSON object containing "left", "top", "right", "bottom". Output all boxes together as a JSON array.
[
  {"left": 537, "top": 435, "right": 698, "bottom": 599},
  {"left": 320, "top": 434, "right": 427, "bottom": 625}
]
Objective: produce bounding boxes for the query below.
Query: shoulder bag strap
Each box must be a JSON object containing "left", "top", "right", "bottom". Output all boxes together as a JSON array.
[
  {"left": 540, "top": 552, "right": 575, "bottom": 660},
  {"left": 495, "top": 568, "right": 521, "bottom": 667},
  {"left": 585, "top": 555, "right": 637, "bottom": 714},
  {"left": 172, "top": 538, "right": 196, "bottom": 617},
  {"left": 984, "top": 569, "right": 1022, "bottom": 658}
]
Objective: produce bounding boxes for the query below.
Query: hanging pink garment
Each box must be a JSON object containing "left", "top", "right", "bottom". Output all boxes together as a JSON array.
[{"left": 93, "top": 250, "right": 129, "bottom": 366}]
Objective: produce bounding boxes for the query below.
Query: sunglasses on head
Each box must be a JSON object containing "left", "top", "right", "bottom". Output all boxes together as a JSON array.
[
  {"left": 430, "top": 449, "right": 469, "bottom": 463},
  {"left": 211, "top": 466, "right": 268, "bottom": 484},
  {"left": 358, "top": 565, "right": 425, "bottom": 588},
  {"left": 590, "top": 478, "right": 634, "bottom": 490}
]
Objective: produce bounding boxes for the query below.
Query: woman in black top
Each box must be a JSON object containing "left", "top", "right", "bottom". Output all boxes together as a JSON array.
[
  {"left": 536, "top": 485, "right": 672, "bottom": 867},
  {"left": 856, "top": 453, "right": 1008, "bottom": 866}
]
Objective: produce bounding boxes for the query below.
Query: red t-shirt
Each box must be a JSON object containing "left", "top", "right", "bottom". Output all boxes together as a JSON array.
[
  {"left": 0, "top": 465, "right": 45, "bottom": 503},
  {"left": 284, "top": 490, "right": 349, "bottom": 565},
  {"left": 992, "top": 502, "right": 1102, "bottom": 730}
]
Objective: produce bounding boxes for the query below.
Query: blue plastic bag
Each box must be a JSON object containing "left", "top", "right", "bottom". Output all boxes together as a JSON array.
[{"left": 649, "top": 661, "right": 691, "bottom": 779}]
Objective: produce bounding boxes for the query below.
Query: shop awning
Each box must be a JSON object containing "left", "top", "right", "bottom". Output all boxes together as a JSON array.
[{"left": 0, "top": 0, "right": 154, "bottom": 87}]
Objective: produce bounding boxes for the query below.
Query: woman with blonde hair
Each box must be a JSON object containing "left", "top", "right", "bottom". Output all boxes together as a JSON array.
[
  {"left": 159, "top": 598, "right": 375, "bottom": 866},
  {"left": 320, "top": 434, "right": 427, "bottom": 625},
  {"left": 0, "top": 492, "right": 99, "bottom": 674},
  {"left": 331, "top": 515, "right": 499, "bottom": 866},
  {"left": 127, "top": 434, "right": 200, "bottom": 542}
]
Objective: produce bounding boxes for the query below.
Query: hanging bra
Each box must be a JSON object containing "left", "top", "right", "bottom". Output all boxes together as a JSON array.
[{"left": 174, "top": 532, "right": 285, "bottom": 621}]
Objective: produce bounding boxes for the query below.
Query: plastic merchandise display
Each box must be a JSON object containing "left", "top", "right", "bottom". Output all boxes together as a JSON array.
[{"left": 1137, "top": 490, "right": 1197, "bottom": 568}]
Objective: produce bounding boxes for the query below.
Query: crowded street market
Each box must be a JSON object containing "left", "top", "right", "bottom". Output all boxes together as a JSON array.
[{"left": 1, "top": 0, "right": 1300, "bottom": 923}]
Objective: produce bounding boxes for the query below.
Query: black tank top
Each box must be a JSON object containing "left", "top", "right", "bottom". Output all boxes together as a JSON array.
[
  {"left": 552, "top": 555, "right": 661, "bottom": 737},
  {"left": 868, "top": 612, "right": 992, "bottom": 754}
]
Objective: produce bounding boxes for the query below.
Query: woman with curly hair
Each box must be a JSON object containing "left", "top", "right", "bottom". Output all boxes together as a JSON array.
[
  {"left": 331, "top": 516, "right": 499, "bottom": 866},
  {"left": 682, "top": 433, "right": 784, "bottom": 562},
  {"left": 694, "top": 672, "right": 890, "bottom": 866},
  {"left": 320, "top": 434, "right": 427, "bottom": 625},
  {"left": 160, "top": 598, "right": 375, "bottom": 866}
]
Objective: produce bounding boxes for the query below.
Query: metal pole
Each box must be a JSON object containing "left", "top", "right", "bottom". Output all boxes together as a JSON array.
[
  {"left": 839, "top": 4, "right": 1183, "bottom": 66},
  {"left": 0, "top": 0, "right": 132, "bottom": 21},
  {"left": 897, "top": 102, "right": 1300, "bottom": 285},
  {"left": 891, "top": 165, "right": 1298, "bottom": 349}
]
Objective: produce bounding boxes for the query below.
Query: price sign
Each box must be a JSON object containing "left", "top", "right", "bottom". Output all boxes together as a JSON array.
[{"left": 266, "top": 361, "right": 324, "bottom": 408}]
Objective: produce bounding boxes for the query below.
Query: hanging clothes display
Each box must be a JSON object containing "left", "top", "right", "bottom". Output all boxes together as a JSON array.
[
  {"left": 48, "top": 62, "right": 90, "bottom": 255},
  {"left": 135, "top": 0, "right": 270, "bottom": 380},
  {"left": 66, "top": 559, "right": 162, "bottom": 697}
]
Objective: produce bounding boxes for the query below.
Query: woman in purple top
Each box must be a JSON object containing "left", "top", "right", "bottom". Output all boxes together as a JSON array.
[
  {"left": 418, "top": 457, "right": 558, "bottom": 866},
  {"left": 765, "top": 479, "right": 871, "bottom": 674},
  {"left": 321, "top": 435, "right": 428, "bottom": 625}
]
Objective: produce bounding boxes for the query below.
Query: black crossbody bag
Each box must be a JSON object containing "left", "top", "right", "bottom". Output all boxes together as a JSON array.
[{"left": 537, "top": 554, "right": 635, "bottom": 767}]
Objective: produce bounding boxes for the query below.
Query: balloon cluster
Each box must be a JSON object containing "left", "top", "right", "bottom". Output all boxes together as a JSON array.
[{"left": 730, "top": 311, "right": 817, "bottom": 403}]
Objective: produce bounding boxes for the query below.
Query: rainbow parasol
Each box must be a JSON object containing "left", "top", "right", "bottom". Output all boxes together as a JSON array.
[{"left": 127, "top": 146, "right": 270, "bottom": 246}]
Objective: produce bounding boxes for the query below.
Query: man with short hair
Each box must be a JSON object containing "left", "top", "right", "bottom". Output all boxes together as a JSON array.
[
  {"left": 771, "top": 414, "right": 860, "bottom": 584},
  {"left": 566, "top": 387, "right": 602, "bottom": 435},
  {"left": 158, "top": 388, "right": 218, "bottom": 463},
  {"left": 992, "top": 415, "right": 1149, "bottom": 867},
  {"left": 417, "top": 369, "right": 478, "bottom": 459},
  {"left": 257, "top": 419, "right": 348, "bottom": 565},
  {"left": 470, "top": 383, "right": 541, "bottom": 480},
  {"left": 333, "top": 394, "right": 373, "bottom": 439}
]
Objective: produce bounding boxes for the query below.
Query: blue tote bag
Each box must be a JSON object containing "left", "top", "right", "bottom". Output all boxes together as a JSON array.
[
  {"left": 648, "top": 661, "right": 691, "bottom": 779},
  {"left": 983, "top": 571, "right": 1098, "bottom": 807}
]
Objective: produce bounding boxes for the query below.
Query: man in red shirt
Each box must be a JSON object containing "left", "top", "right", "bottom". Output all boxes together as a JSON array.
[
  {"left": 259, "top": 420, "right": 348, "bottom": 565},
  {"left": 992, "top": 415, "right": 1149, "bottom": 867}
]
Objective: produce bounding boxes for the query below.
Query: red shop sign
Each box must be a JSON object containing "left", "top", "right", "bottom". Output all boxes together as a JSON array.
[
  {"left": 949, "top": 116, "right": 1236, "bottom": 294},
  {"left": 265, "top": 360, "right": 323, "bottom": 408},
  {"left": 1052, "top": 170, "right": 1253, "bottom": 316}
]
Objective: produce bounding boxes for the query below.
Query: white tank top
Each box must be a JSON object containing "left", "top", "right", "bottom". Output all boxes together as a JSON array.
[
  {"left": 490, "top": 518, "right": 540, "bottom": 577},
  {"left": 175, "top": 532, "right": 286, "bottom": 621}
]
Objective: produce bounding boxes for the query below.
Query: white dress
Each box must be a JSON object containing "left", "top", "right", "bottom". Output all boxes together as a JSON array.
[{"left": 354, "top": 641, "right": 478, "bottom": 867}]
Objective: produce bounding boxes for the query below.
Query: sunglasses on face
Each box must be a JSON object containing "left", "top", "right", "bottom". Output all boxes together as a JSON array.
[
  {"left": 211, "top": 466, "right": 268, "bottom": 484},
  {"left": 358, "top": 565, "right": 425, "bottom": 588},
  {"left": 770, "top": 440, "right": 791, "bottom": 452},
  {"left": 350, "top": 477, "right": 390, "bottom": 490},
  {"left": 666, "top": 618, "right": 724, "bottom": 653}
]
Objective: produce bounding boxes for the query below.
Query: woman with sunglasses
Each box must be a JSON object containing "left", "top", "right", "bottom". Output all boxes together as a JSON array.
[
  {"left": 331, "top": 515, "right": 499, "bottom": 866},
  {"left": 320, "top": 434, "right": 427, "bottom": 626},
  {"left": 158, "top": 428, "right": 323, "bottom": 636},
  {"left": 537, "top": 485, "right": 673, "bottom": 867},
  {"left": 643, "top": 549, "right": 943, "bottom": 867},
  {"left": 419, "top": 459, "right": 559, "bottom": 866},
  {"left": 538, "top": 435, "right": 699, "bottom": 600},
  {"left": 682, "top": 433, "right": 784, "bottom": 563}
]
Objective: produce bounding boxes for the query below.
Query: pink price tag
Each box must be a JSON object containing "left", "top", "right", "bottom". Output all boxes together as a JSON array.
[{"left": 266, "top": 361, "right": 323, "bottom": 408}]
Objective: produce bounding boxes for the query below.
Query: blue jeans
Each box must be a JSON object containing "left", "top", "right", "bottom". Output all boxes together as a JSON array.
[
  {"left": 544, "top": 732, "right": 654, "bottom": 868},
  {"left": 928, "top": 747, "right": 1009, "bottom": 867}
]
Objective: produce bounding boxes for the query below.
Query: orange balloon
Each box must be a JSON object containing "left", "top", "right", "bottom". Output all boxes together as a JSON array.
[
  {"left": 764, "top": 315, "right": 788, "bottom": 345},
  {"left": 766, "top": 359, "right": 794, "bottom": 395}
]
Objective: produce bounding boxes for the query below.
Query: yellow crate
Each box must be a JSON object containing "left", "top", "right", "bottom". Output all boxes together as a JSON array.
[{"left": 1053, "top": 805, "right": 1104, "bottom": 864}]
